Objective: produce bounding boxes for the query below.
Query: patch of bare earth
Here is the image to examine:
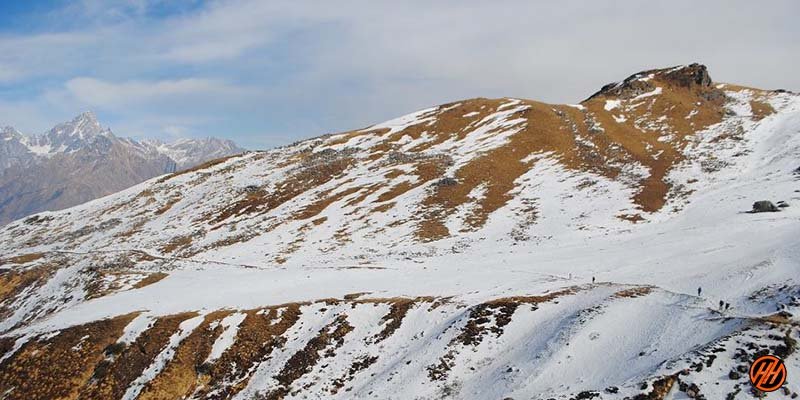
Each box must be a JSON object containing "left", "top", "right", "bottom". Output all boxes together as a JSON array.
[
  {"left": 428, "top": 287, "right": 580, "bottom": 381},
  {"left": 0, "top": 313, "right": 137, "bottom": 400},
  {"left": 132, "top": 272, "right": 169, "bottom": 289},
  {"left": 613, "top": 286, "right": 654, "bottom": 299},
  {"left": 626, "top": 375, "right": 678, "bottom": 400},
  {"left": 211, "top": 156, "right": 354, "bottom": 224},
  {"left": 136, "top": 311, "right": 230, "bottom": 400},
  {"left": 261, "top": 314, "right": 354, "bottom": 400},
  {"left": 0, "top": 253, "right": 44, "bottom": 265},
  {"left": 0, "top": 263, "right": 58, "bottom": 321},
  {"left": 157, "top": 154, "right": 242, "bottom": 184},
  {"left": 78, "top": 312, "right": 196, "bottom": 399},
  {"left": 329, "top": 354, "right": 378, "bottom": 395},
  {"left": 194, "top": 305, "right": 302, "bottom": 399}
]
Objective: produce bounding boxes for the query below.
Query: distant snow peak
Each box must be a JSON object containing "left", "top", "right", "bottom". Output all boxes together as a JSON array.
[
  {"left": 50, "top": 110, "right": 106, "bottom": 140},
  {"left": 1, "top": 126, "right": 22, "bottom": 140},
  {"left": 0, "top": 111, "right": 244, "bottom": 225}
]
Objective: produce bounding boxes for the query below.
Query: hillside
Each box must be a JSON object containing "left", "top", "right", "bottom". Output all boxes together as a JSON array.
[
  {"left": 0, "top": 112, "right": 244, "bottom": 225},
  {"left": 0, "top": 64, "right": 798, "bottom": 399}
]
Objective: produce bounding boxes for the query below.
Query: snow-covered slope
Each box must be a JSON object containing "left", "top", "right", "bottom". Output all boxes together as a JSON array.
[
  {"left": 0, "top": 65, "right": 798, "bottom": 399},
  {"left": 0, "top": 112, "right": 244, "bottom": 225}
]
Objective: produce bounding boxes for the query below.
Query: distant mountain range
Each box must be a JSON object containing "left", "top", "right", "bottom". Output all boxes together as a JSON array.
[{"left": 0, "top": 112, "right": 244, "bottom": 225}]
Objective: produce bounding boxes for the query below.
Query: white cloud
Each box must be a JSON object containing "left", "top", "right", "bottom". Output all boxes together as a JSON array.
[
  {"left": 0, "top": 32, "right": 97, "bottom": 83},
  {"left": 1, "top": 0, "right": 798, "bottom": 149},
  {"left": 64, "top": 77, "right": 250, "bottom": 108}
]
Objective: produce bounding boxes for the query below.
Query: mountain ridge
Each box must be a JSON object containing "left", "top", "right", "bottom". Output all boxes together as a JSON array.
[{"left": 0, "top": 64, "right": 798, "bottom": 399}]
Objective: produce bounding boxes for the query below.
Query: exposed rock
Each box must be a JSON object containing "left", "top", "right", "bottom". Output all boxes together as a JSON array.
[
  {"left": 586, "top": 63, "right": 717, "bottom": 101},
  {"left": 434, "top": 177, "right": 458, "bottom": 187},
  {"left": 777, "top": 200, "right": 789, "bottom": 208},
  {"left": 661, "top": 63, "right": 712, "bottom": 88},
  {"left": 573, "top": 391, "right": 600, "bottom": 399},
  {"left": 736, "top": 364, "right": 748, "bottom": 373},
  {"left": 243, "top": 185, "right": 261, "bottom": 194},
  {"left": 751, "top": 200, "right": 779, "bottom": 213}
]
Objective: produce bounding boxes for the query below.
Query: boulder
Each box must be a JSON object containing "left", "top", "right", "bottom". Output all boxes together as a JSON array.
[
  {"left": 751, "top": 200, "right": 779, "bottom": 213},
  {"left": 434, "top": 177, "right": 458, "bottom": 187},
  {"left": 243, "top": 185, "right": 261, "bottom": 194}
]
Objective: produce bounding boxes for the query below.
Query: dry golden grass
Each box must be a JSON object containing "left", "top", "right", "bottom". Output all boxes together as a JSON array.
[
  {"left": 1, "top": 252, "right": 44, "bottom": 265},
  {"left": 375, "top": 181, "right": 420, "bottom": 203},
  {"left": 617, "top": 213, "right": 645, "bottom": 223},
  {"left": 0, "top": 313, "right": 137, "bottom": 400},
  {"left": 0, "top": 264, "right": 54, "bottom": 316},
  {"left": 383, "top": 169, "right": 405, "bottom": 179},
  {"left": 750, "top": 99, "right": 775, "bottom": 121},
  {"left": 132, "top": 272, "right": 168, "bottom": 289},
  {"left": 613, "top": 286, "right": 654, "bottom": 298},
  {"left": 428, "top": 287, "right": 580, "bottom": 381},
  {"left": 581, "top": 77, "right": 724, "bottom": 212},
  {"left": 293, "top": 186, "right": 361, "bottom": 221},
  {"left": 264, "top": 314, "right": 354, "bottom": 400},
  {"left": 213, "top": 157, "right": 354, "bottom": 223},
  {"left": 371, "top": 202, "right": 395, "bottom": 214},
  {"left": 343, "top": 183, "right": 383, "bottom": 208},
  {"left": 154, "top": 196, "right": 182, "bottom": 216},
  {"left": 367, "top": 297, "right": 428, "bottom": 343},
  {"left": 157, "top": 154, "right": 241, "bottom": 184},
  {"left": 312, "top": 216, "right": 328, "bottom": 226},
  {"left": 641, "top": 375, "right": 678, "bottom": 400},
  {"left": 78, "top": 312, "right": 197, "bottom": 400},
  {"left": 415, "top": 100, "right": 577, "bottom": 240},
  {"left": 160, "top": 234, "right": 195, "bottom": 254},
  {"left": 194, "top": 305, "right": 302, "bottom": 399},
  {"left": 137, "top": 311, "right": 230, "bottom": 400}
]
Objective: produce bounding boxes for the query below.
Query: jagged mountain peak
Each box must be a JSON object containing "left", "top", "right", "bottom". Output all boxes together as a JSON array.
[
  {"left": 0, "top": 126, "right": 22, "bottom": 139},
  {"left": 586, "top": 63, "right": 716, "bottom": 101},
  {"left": 46, "top": 110, "right": 108, "bottom": 140}
]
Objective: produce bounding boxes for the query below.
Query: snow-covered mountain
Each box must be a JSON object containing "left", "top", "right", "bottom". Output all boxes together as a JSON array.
[
  {"left": 0, "top": 112, "right": 244, "bottom": 225},
  {"left": 0, "top": 64, "right": 798, "bottom": 399}
]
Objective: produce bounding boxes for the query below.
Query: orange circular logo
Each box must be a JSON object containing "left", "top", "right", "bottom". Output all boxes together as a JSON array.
[{"left": 749, "top": 355, "right": 786, "bottom": 392}]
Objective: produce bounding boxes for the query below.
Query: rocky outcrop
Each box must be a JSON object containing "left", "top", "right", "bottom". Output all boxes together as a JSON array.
[
  {"left": 586, "top": 63, "right": 718, "bottom": 101},
  {"left": 751, "top": 200, "right": 779, "bottom": 213}
]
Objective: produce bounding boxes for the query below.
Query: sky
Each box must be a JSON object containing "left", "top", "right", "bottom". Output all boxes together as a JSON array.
[{"left": 0, "top": 1, "right": 798, "bottom": 149}]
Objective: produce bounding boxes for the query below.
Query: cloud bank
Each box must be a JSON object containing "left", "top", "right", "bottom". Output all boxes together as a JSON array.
[{"left": 0, "top": 0, "right": 798, "bottom": 148}]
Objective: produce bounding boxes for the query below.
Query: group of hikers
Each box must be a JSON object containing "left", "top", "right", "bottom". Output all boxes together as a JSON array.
[
  {"left": 567, "top": 282, "right": 729, "bottom": 312},
  {"left": 698, "top": 287, "right": 732, "bottom": 312}
]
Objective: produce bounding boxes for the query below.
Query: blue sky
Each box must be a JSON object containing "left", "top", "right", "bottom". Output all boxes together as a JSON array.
[{"left": 1, "top": 0, "right": 798, "bottom": 149}]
